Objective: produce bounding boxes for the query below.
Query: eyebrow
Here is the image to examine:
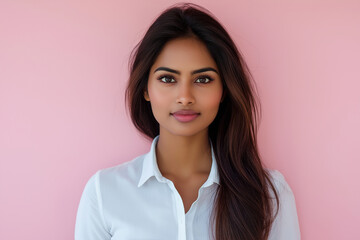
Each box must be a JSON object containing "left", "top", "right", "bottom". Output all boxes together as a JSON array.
[{"left": 154, "top": 67, "right": 219, "bottom": 75}]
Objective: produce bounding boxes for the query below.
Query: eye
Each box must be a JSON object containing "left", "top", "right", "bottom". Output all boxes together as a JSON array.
[
  {"left": 158, "top": 75, "right": 175, "bottom": 83},
  {"left": 195, "top": 75, "right": 214, "bottom": 84}
]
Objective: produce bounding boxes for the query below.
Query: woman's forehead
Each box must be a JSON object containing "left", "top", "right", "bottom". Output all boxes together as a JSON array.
[{"left": 150, "top": 37, "right": 218, "bottom": 73}]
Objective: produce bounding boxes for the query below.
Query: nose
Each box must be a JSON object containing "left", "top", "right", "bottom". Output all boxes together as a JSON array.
[{"left": 176, "top": 81, "right": 195, "bottom": 106}]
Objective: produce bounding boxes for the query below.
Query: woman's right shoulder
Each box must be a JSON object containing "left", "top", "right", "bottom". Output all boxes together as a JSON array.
[{"left": 83, "top": 153, "right": 147, "bottom": 189}]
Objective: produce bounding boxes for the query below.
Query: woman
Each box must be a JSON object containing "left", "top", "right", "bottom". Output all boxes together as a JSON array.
[{"left": 75, "top": 3, "right": 300, "bottom": 240}]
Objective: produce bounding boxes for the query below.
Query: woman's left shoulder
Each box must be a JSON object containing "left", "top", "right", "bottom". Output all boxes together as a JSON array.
[
  {"left": 265, "top": 168, "right": 295, "bottom": 196},
  {"left": 265, "top": 169, "right": 301, "bottom": 239}
]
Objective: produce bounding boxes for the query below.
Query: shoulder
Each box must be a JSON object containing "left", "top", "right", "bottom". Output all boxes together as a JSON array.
[
  {"left": 84, "top": 153, "right": 146, "bottom": 192},
  {"left": 100, "top": 153, "right": 146, "bottom": 184},
  {"left": 265, "top": 168, "right": 294, "bottom": 197},
  {"left": 265, "top": 169, "right": 301, "bottom": 239}
]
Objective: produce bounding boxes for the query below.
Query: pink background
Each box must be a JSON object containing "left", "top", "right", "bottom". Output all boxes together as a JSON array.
[{"left": 1, "top": 0, "right": 359, "bottom": 239}]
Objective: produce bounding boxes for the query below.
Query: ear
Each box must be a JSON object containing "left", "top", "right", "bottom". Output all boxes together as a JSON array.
[{"left": 144, "top": 90, "right": 150, "bottom": 101}]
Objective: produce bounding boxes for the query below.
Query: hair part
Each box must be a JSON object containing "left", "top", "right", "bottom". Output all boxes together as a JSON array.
[{"left": 125, "top": 3, "right": 279, "bottom": 239}]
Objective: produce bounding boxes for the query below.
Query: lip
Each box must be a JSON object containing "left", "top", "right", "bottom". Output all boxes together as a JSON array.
[{"left": 171, "top": 110, "right": 200, "bottom": 123}]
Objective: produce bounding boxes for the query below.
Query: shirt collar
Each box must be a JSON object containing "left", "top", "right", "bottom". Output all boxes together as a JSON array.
[{"left": 137, "top": 135, "right": 220, "bottom": 188}]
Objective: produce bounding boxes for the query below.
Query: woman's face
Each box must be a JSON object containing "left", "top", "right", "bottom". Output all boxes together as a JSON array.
[{"left": 145, "top": 37, "right": 223, "bottom": 137}]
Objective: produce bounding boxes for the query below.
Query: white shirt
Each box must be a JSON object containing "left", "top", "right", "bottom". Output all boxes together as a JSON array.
[{"left": 75, "top": 135, "right": 301, "bottom": 240}]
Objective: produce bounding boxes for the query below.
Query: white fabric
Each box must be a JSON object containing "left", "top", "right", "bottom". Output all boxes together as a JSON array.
[{"left": 75, "top": 135, "right": 301, "bottom": 240}]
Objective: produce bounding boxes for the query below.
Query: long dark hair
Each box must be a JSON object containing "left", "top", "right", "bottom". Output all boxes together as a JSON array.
[{"left": 125, "top": 3, "right": 279, "bottom": 240}]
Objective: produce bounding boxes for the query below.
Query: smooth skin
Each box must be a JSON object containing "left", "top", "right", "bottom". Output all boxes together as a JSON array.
[{"left": 144, "top": 37, "right": 224, "bottom": 213}]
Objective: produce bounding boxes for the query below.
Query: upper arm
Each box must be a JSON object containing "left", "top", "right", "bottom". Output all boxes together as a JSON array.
[
  {"left": 75, "top": 171, "right": 112, "bottom": 240},
  {"left": 268, "top": 170, "right": 301, "bottom": 240}
]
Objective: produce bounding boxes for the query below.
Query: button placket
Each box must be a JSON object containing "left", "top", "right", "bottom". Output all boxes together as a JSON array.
[{"left": 167, "top": 180, "right": 187, "bottom": 240}]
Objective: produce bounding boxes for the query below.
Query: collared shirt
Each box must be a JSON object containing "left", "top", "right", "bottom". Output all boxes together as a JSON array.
[{"left": 75, "top": 135, "right": 301, "bottom": 240}]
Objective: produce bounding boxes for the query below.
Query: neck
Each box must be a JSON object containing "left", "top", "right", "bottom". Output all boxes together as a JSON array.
[{"left": 155, "top": 129, "right": 212, "bottom": 179}]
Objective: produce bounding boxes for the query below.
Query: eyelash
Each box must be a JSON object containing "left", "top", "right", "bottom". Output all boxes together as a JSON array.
[{"left": 157, "top": 74, "right": 214, "bottom": 84}]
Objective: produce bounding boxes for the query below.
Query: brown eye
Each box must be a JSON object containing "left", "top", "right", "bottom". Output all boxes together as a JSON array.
[
  {"left": 195, "top": 75, "right": 213, "bottom": 83},
  {"left": 158, "top": 75, "right": 175, "bottom": 83}
]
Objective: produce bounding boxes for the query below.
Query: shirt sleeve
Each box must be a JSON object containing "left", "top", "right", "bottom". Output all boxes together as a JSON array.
[
  {"left": 268, "top": 170, "right": 301, "bottom": 240},
  {"left": 75, "top": 171, "right": 112, "bottom": 240}
]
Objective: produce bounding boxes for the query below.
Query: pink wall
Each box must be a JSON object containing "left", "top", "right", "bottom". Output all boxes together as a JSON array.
[{"left": 1, "top": 0, "right": 359, "bottom": 239}]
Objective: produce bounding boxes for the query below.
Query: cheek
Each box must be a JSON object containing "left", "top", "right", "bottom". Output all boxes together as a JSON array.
[
  {"left": 201, "top": 87, "right": 223, "bottom": 110},
  {"left": 147, "top": 84, "right": 172, "bottom": 111}
]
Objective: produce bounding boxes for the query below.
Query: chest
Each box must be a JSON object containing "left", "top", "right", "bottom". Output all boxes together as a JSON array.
[
  {"left": 165, "top": 174, "right": 209, "bottom": 213},
  {"left": 103, "top": 175, "right": 218, "bottom": 240}
]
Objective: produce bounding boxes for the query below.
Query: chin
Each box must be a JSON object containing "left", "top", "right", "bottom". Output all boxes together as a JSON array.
[{"left": 164, "top": 125, "right": 210, "bottom": 138}]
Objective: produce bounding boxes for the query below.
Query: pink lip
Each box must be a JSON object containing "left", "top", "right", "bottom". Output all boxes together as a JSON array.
[{"left": 171, "top": 110, "right": 200, "bottom": 123}]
